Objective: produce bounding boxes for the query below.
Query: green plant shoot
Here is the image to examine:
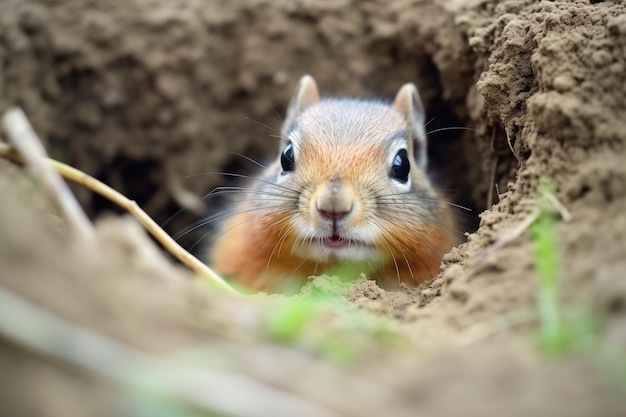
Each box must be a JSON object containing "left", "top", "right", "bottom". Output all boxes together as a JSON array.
[{"left": 530, "top": 177, "right": 567, "bottom": 356}]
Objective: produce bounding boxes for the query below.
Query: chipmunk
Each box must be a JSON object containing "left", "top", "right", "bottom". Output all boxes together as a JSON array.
[{"left": 209, "top": 75, "right": 459, "bottom": 292}]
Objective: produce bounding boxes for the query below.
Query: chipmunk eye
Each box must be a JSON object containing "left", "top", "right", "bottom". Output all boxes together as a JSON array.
[
  {"left": 390, "top": 149, "right": 410, "bottom": 183},
  {"left": 280, "top": 142, "right": 295, "bottom": 172}
]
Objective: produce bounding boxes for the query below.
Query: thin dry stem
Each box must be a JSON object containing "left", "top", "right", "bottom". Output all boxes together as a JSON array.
[
  {"left": 544, "top": 192, "right": 572, "bottom": 222},
  {"left": 2, "top": 107, "right": 94, "bottom": 238},
  {"left": 505, "top": 129, "right": 518, "bottom": 161},
  {"left": 468, "top": 207, "right": 541, "bottom": 269},
  {"left": 470, "top": 187, "right": 572, "bottom": 269},
  {"left": 0, "top": 141, "right": 237, "bottom": 295}
]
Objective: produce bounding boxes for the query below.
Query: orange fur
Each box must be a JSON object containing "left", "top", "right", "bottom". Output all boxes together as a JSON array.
[
  {"left": 212, "top": 210, "right": 330, "bottom": 292},
  {"left": 375, "top": 210, "right": 458, "bottom": 288},
  {"left": 212, "top": 202, "right": 458, "bottom": 292}
]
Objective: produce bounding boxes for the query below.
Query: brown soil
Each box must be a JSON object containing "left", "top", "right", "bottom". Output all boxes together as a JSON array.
[{"left": 1, "top": 0, "right": 625, "bottom": 416}]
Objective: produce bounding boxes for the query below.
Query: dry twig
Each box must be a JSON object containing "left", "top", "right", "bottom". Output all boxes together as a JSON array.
[
  {"left": 470, "top": 185, "right": 572, "bottom": 269},
  {"left": 0, "top": 113, "right": 236, "bottom": 295},
  {"left": 2, "top": 107, "right": 94, "bottom": 238},
  {"left": 468, "top": 207, "right": 541, "bottom": 269}
]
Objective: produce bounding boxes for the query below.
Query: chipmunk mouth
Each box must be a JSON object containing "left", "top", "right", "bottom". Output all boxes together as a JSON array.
[
  {"left": 324, "top": 234, "right": 349, "bottom": 248},
  {"left": 293, "top": 232, "right": 381, "bottom": 263},
  {"left": 323, "top": 234, "right": 375, "bottom": 250}
]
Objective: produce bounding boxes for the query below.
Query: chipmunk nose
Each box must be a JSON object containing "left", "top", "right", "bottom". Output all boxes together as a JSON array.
[
  {"left": 315, "top": 178, "right": 353, "bottom": 220},
  {"left": 318, "top": 207, "right": 351, "bottom": 220}
]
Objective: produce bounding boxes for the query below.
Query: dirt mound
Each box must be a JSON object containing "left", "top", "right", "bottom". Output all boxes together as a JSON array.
[{"left": 1, "top": 0, "right": 625, "bottom": 416}]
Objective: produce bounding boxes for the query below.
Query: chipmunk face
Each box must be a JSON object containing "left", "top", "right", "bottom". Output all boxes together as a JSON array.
[
  {"left": 262, "top": 76, "right": 437, "bottom": 266},
  {"left": 210, "top": 75, "right": 458, "bottom": 291}
]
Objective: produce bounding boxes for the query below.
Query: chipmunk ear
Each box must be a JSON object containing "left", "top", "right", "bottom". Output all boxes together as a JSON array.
[
  {"left": 281, "top": 75, "right": 320, "bottom": 140},
  {"left": 393, "top": 83, "right": 428, "bottom": 170}
]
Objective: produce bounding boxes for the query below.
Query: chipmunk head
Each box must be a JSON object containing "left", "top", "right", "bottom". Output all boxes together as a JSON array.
[{"left": 260, "top": 75, "right": 438, "bottom": 266}]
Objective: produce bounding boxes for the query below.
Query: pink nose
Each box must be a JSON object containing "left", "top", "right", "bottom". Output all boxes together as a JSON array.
[{"left": 315, "top": 178, "right": 353, "bottom": 221}]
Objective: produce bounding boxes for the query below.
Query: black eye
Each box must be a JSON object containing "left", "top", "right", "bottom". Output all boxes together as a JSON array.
[
  {"left": 390, "top": 149, "right": 410, "bottom": 183},
  {"left": 280, "top": 142, "right": 295, "bottom": 172}
]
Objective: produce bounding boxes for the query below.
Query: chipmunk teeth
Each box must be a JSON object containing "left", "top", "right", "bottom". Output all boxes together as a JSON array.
[
  {"left": 329, "top": 233, "right": 343, "bottom": 242},
  {"left": 324, "top": 234, "right": 347, "bottom": 248},
  {"left": 321, "top": 234, "right": 372, "bottom": 249}
]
